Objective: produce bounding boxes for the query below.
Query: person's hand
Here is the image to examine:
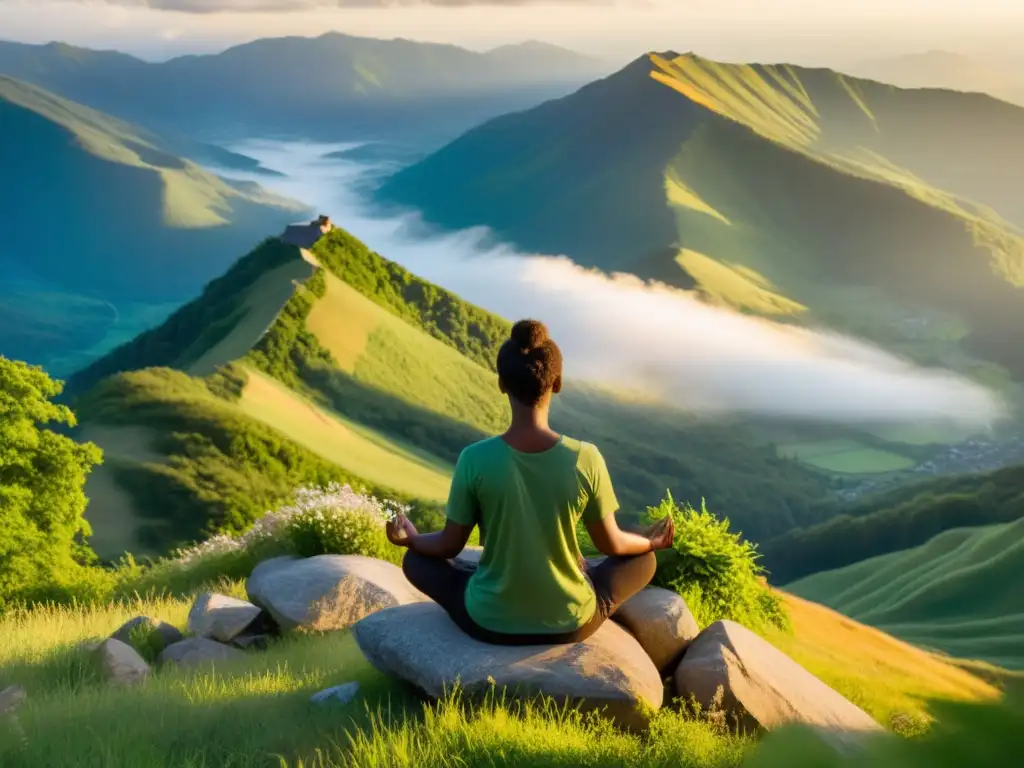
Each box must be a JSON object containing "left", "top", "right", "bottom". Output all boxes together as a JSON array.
[
  {"left": 386, "top": 514, "right": 419, "bottom": 547},
  {"left": 647, "top": 516, "right": 675, "bottom": 551}
]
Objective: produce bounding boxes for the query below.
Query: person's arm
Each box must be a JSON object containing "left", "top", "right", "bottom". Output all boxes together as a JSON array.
[
  {"left": 388, "top": 517, "right": 475, "bottom": 559},
  {"left": 587, "top": 514, "right": 675, "bottom": 556},
  {"left": 580, "top": 444, "right": 675, "bottom": 556},
  {"left": 387, "top": 448, "right": 478, "bottom": 559}
]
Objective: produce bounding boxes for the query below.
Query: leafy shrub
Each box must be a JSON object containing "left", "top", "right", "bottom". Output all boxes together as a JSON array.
[{"left": 646, "top": 494, "right": 787, "bottom": 631}]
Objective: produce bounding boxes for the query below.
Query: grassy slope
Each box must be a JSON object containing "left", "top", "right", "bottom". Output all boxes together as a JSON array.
[
  {"left": 759, "top": 462, "right": 1024, "bottom": 584},
  {"left": 73, "top": 226, "right": 830, "bottom": 559},
  {"left": 0, "top": 581, "right": 1000, "bottom": 766},
  {"left": 0, "top": 77, "right": 307, "bottom": 375},
  {"left": 788, "top": 518, "right": 1024, "bottom": 670},
  {"left": 378, "top": 54, "right": 1024, "bottom": 383}
]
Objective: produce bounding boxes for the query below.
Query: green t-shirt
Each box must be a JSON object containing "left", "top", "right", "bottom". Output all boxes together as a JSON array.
[{"left": 446, "top": 435, "right": 619, "bottom": 635}]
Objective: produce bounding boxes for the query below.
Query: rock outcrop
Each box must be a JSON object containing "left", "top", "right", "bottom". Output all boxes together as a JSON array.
[
  {"left": 611, "top": 587, "right": 700, "bottom": 673},
  {"left": 353, "top": 602, "right": 663, "bottom": 732},
  {"left": 674, "top": 620, "right": 882, "bottom": 748},
  {"left": 246, "top": 555, "right": 426, "bottom": 632},
  {"left": 187, "top": 592, "right": 263, "bottom": 643},
  {"left": 94, "top": 638, "right": 150, "bottom": 685},
  {"left": 159, "top": 638, "right": 246, "bottom": 668}
]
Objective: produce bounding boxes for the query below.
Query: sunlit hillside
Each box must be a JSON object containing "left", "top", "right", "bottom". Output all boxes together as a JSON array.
[
  {"left": 789, "top": 517, "right": 1024, "bottom": 670},
  {"left": 68, "top": 227, "right": 831, "bottom": 560},
  {"left": 0, "top": 77, "right": 307, "bottom": 375},
  {"left": 378, "top": 54, "right": 1024, "bottom": 386}
]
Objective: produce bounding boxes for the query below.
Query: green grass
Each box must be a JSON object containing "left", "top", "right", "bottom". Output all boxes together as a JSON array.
[
  {"left": 789, "top": 517, "right": 1024, "bottom": 669},
  {"left": 0, "top": 576, "right": 1005, "bottom": 767}
]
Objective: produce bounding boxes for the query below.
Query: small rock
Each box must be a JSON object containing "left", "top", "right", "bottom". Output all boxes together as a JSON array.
[
  {"left": 111, "top": 616, "right": 183, "bottom": 651},
  {"left": 0, "top": 685, "right": 26, "bottom": 714},
  {"left": 612, "top": 587, "right": 700, "bottom": 673},
  {"left": 354, "top": 602, "right": 663, "bottom": 732},
  {"left": 159, "top": 638, "right": 246, "bottom": 668},
  {"left": 187, "top": 592, "right": 263, "bottom": 642},
  {"left": 231, "top": 633, "right": 273, "bottom": 651},
  {"left": 310, "top": 682, "right": 360, "bottom": 706},
  {"left": 674, "top": 621, "right": 882, "bottom": 749},
  {"left": 246, "top": 555, "right": 427, "bottom": 632},
  {"left": 94, "top": 639, "right": 150, "bottom": 685}
]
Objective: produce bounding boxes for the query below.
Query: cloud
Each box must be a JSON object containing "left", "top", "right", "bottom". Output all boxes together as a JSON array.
[
  {"left": 215, "top": 139, "right": 1005, "bottom": 429},
  {"left": 67, "top": 0, "right": 601, "bottom": 12}
]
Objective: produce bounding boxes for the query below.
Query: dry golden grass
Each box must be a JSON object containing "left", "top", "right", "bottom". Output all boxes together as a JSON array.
[{"left": 764, "top": 592, "right": 999, "bottom": 728}]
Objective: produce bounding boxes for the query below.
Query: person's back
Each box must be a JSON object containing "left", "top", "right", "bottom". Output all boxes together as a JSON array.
[
  {"left": 450, "top": 435, "right": 612, "bottom": 634},
  {"left": 387, "top": 319, "right": 674, "bottom": 646}
]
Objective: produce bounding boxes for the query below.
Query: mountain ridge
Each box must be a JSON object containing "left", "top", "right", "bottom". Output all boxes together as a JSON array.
[
  {"left": 0, "top": 33, "right": 609, "bottom": 145},
  {"left": 376, "top": 52, "right": 1024, "bottom": 382}
]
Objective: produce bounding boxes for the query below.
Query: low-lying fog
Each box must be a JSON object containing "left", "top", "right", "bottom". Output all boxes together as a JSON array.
[{"left": 217, "top": 139, "right": 1004, "bottom": 429}]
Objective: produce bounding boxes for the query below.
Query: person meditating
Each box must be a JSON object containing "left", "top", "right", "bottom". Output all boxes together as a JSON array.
[{"left": 385, "top": 319, "right": 675, "bottom": 645}]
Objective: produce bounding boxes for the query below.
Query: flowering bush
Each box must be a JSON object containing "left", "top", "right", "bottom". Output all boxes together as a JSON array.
[
  {"left": 171, "top": 483, "right": 410, "bottom": 567},
  {"left": 646, "top": 494, "right": 788, "bottom": 631}
]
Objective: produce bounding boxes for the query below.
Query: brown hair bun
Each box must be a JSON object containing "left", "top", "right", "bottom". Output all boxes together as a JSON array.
[{"left": 509, "top": 319, "right": 549, "bottom": 351}]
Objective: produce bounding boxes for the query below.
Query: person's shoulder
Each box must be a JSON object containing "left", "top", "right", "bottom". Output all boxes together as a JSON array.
[
  {"left": 459, "top": 436, "right": 507, "bottom": 462},
  {"left": 568, "top": 439, "right": 607, "bottom": 470}
]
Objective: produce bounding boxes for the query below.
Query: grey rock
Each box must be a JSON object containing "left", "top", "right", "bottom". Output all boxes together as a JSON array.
[
  {"left": 159, "top": 637, "right": 246, "bottom": 668},
  {"left": 231, "top": 633, "right": 273, "bottom": 651},
  {"left": 612, "top": 587, "right": 700, "bottom": 673},
  {"left": 674, "top": 621, "right": 883, "bottom": 749},
  {"left": 246, "top": 555, "right": 427, "bottom": 632},
  {"left": 111, "top": 616, "right": 183, "bottom": 651},
  {"left": 0, "top": 685, "right": 25, "bottom": 714},
  {"left": 95, "top": 638, "right": 150, "bottom": 685},
  {"left": 354, "top": 602, "right": 663, "bottom": 732},
  {"left": 187, "top": 592, "right": 263, "bottom": 642},
  {"left": 310, "top": 682, "right": 360, "bottom": 706}
]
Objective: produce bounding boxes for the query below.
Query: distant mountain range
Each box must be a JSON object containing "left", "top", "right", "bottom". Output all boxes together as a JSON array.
[
  {"left": 377, "top": 52, "right": 1024, "bottom": 383},
  {"left": 0, "top": 76, "right": 308, "bottom": 375},
  {"left": 853, "top": 51, "right": 1024, "bottom": 106},
  {"left": 0, "top": 35, "right": 611, "bottom": 146}
]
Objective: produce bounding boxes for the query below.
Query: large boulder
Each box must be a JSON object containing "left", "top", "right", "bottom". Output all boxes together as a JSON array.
[
  {"left": 354, "top": 602, "right": 663, "bottom": 732},
  {"left": 246, "top": 555, "right": 426, "bottom": 632},
  {"left": 674, "top": 621, "right": 882, "bottom": 748},
  {"left": 94, "top": 638, "right": 150, "bottom": 685},
  {"left": 187, "top": 593, "right": 263, "bottom": 642},
  {"left": 611, "top": 587, "right": 700, "bottom": 673},
  {"left": 159, "top": 638, "right": 246, "bottom": 668},
  {"left": 111, "top": 616, "right": 183, "bottom": 651}
]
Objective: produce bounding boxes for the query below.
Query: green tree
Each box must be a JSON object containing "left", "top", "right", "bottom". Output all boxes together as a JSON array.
[{"left": 0, "top": 357, "right": 102, "bottom": 608}]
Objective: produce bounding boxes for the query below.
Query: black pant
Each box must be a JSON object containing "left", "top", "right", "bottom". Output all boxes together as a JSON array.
[{"left": 402, "top": 549, "right": 656, "bottom": 646}]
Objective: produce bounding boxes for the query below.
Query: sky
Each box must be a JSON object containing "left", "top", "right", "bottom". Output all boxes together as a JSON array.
[{"left": 1, "top": 0, "right": 1023, "bottom": 64}]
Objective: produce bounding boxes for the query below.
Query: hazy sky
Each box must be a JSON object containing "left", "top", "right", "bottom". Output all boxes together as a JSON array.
[{"left": 1, "top": 0, "right": 1023, "bottom": 63}]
